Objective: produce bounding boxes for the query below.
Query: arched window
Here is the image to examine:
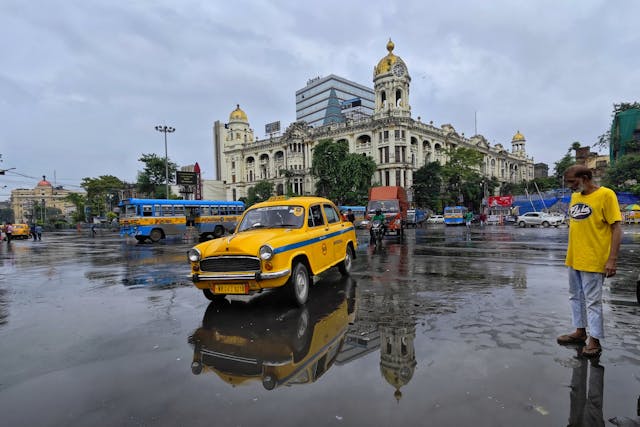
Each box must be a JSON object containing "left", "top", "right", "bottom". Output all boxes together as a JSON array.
[{"left": 395, "top": 89, "right": 402, "bottom": 107}]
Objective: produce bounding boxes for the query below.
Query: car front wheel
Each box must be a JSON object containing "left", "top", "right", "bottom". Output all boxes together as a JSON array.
[
  {"left": 288, "top": 262, "right": 310, "bottom": 306},
  {"left": 338, "top": 245, "right": 354, "bottom": 275},
  {"left": 518, "top": 221, "right": 526, "bottom": 228},
  {"left": 542, "top": 221, "right": 550, "bottom": 227}
]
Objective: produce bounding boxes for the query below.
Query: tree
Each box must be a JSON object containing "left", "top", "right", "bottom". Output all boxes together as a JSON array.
[
  {"left": 603, "top": 154, "right": 640, "bottom": 195},
  {"left": 594, "top": 102, "right": 640, "bottom": 151},
  {"left": 65, "top": 193, "right": 87, "bottom": 223},
  {"left": 310, "top": 139, "right": 376, "bottom": 204},
  {"left": 440, "top": 147, "right": 484, "bottom": 209},
  {"left": 311, "top": 139, "right": 349, "bottom": 198},
  {"left": 553, "top": 153, "right": 575, "bottom": 183},
  {"left": 81, "top": 175, "right": 125, "bottom": 218},
  {"left": 246, "top": 180, "right": 274, "bottom": 206},
  {"left": 412, "top": 162, "right": 443, "bottom": 212},
  {"left": 136, "top": 153, "right": 178, "bottom": 198}
]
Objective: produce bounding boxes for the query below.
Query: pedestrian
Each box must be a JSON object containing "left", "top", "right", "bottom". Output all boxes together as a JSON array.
[
  {"left": 91, "top": 224, "right": 97, "bottom": 237},
  {"left": 479, "top": 212, "right": 487, "bottom": 227},
  {"left": 464, "top": 210, "right": 473, "bottom": 229},
  {"left": 5, "top": 223, "right": 13, "bottom": 243},
  {"left": 30, "top": 224, "right": 37, "bottom": 241},
  {"left": 557, "top": 165, "right": 622, "bottom": 358},
  {"left": 35, "top": 224, "right": 42, "bottom": 241},
  {"left": 346, "top": 208, "right": 356, "bottom": 223}
]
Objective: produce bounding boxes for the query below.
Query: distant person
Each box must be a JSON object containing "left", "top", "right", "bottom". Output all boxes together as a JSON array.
[
  {"left": 479, "top": 212, "right": 487, "bottom": 226},
  {"left": 5, "top": 223, "right": 13, "bottom": 243},
  {"left": 91, "top": 224, "right": 97, "bottom": 237},
  {"left": 35, "top": 224, "right": 42, "bottom": 241},
  {"left": 370, "top": 208, "right": 386, "bottom": 240},
  {"left": 30, "top": 224, "right": 37, "bottom": 240},
  {"left": 557, "top": 165, "right": 622, "bottom": 358},
  {"left": 464, "top": 211, "right": 473, "bottom": 229},
  {"left": 346, "top": 208, "right": 356, "bottom": 223}
]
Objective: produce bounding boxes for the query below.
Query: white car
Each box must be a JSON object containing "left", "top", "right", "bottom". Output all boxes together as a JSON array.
[
  {"left": 426, "top": 214, "right": 445, "bottom": 224},
  {"left": 516, "top": 212, "right": 564, "bottom": 228}
]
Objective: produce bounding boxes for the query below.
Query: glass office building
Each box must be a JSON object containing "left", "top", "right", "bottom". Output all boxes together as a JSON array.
[{"left": 295, "top": 74, "right": 375, "bottom": 127}]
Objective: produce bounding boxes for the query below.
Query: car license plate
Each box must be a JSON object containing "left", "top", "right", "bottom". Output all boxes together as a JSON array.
[{"left": 213, "top": 284, "right": 248, "bottom": 294}]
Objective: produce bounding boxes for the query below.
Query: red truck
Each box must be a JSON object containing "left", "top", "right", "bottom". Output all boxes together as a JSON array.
[{"left": 365, "top": 186, "right": 409, "bottom": 237}]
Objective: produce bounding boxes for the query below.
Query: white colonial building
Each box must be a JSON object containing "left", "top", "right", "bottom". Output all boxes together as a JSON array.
[{"left": 213, "top": 40, "right": 534, "bottom": 201}]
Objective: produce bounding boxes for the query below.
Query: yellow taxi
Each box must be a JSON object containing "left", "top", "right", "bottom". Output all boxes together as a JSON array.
[
  {"left": 188, "top": 196, "right": 357, "bottom": 305},
  {"left": 11, "top": 223, "right": 31, "bottom": 239},
  {"left": 188, "top": 276, "right": 356, "bottom": 389}
]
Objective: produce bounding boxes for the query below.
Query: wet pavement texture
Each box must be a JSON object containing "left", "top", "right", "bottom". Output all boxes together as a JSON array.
[{"left": 1, "top": 226, "right": 639, "bottom": 427}]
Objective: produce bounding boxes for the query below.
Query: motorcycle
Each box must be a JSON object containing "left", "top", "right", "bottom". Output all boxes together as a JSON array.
[{"left": 370, "top": 219, "right": 385, "bottom": 247}]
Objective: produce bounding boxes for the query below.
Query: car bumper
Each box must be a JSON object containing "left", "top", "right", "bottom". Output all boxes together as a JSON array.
[{"left": 190, "top": 269, "right": 291, "bottom": 283}]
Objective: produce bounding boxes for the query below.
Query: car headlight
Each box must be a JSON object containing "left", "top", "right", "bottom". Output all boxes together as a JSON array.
[
  {"left": 188, "top": 248, "right": 201, "bottom": 262},
  {"left": 259, "top": 245, "right": 274, "bottom": 260}
]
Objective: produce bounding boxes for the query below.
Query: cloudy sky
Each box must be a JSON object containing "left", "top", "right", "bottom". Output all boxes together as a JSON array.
[{"left": 1, "top": 0, "right": 638, "bottom": 200}]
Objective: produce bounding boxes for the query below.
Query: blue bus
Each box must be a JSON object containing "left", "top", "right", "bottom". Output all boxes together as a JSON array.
[
  {"left": 443, "top": 206, "right": 468, "bottom": 226},
  {"left": 119, "top": 198, "right": 245, "bottom": 243}
]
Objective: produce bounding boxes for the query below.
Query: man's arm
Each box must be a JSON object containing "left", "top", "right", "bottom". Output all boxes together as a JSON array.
[{"left": 605, "top": 221, "right": 622, "bottom": 277}]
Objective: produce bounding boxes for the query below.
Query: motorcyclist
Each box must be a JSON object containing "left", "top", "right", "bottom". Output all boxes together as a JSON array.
[{"left": 370, "top": 208, "right": 386, "bottom": 240}]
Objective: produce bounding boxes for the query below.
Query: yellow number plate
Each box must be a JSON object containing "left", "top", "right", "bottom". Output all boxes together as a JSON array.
[{"left": 213, "top": 284, "right": 248, "bottom": 294}]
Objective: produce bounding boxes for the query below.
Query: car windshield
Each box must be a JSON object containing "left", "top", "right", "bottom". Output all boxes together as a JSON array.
[{"left": 237, "top": 205, "right": 305, "bottom": 232}]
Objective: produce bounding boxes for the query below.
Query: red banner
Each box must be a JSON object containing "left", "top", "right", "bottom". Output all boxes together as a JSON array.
[{"left": 488, "top": 196, "right": 513, "bottom": 207}]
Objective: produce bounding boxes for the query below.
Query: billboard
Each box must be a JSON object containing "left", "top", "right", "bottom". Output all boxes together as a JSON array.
[
  {"left": 488, "top": 196, "right": 513, "bottom": 207},
  {"left": 176, "top": 171, "right": 197, "bottom": 186},
  {"left": 265, "top": 121, "right": 281, "bottom": 134}
]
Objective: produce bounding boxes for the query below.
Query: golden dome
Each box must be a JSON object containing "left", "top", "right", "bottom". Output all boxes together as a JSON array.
[
  {"left": 512, "top": 130, "right": 526, "bottom": 142},
  {"left": 229, "top": 104, "right": 248, "bottom": 122},
  {"left": 374, "top": 38, "right": 406, "bottom": 76}
]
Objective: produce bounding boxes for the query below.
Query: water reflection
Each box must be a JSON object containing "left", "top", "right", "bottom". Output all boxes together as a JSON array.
[{"left": 188, "top": 276, "right": 356, "bottom": 389}]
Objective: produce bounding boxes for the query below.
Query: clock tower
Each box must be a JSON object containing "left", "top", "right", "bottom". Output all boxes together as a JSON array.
[{"left": 373, "top": 39, "right": 411, "bottom": 119}]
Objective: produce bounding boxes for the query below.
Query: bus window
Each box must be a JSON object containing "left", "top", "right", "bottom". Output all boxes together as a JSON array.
[
  {"left": 211, "top": 206, "right": 219, "bottom": 215},
  {"left": 174, "top": 205, "right": 185, "bottom": 216},
  {"left": 200, "top": 206, "right": 210, "bottom": 216},
  {"left": 162, "top": 205, "right": 173, "bottom": 216},
  {"left": 142, "top": 205, "right": 153, "bottom": 217},
  {"left": 154, "top": 205, "right": 161, "bottom": 217}
]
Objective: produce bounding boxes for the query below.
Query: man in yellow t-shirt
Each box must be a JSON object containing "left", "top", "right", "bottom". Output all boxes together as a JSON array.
[{"left": 557, "top": 165, "right": 622, "bottom": 358}]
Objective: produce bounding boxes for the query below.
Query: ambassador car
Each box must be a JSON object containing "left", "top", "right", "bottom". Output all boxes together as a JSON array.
[{"left": 188, "top": 196, "right": 357, "bottom": 306}]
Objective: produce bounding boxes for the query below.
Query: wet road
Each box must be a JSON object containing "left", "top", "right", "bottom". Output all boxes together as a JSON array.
[{"left": 1, "top": 226, "right": 639, "bottom": 426}]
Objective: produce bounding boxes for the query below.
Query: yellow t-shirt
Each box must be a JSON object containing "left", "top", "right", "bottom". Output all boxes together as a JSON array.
[{"left": 565, "top": 186, "right": 621, "bottom": 273}]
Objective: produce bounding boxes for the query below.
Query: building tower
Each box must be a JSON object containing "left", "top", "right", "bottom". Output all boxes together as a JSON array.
[
  {"left": 511, "top": 130, "right": 526, "bottom": 157},
  {"left": 373, "top": 39, "right": 411, "bottom": 119}
]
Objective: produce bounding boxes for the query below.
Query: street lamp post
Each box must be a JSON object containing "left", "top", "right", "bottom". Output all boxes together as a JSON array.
[{"left": 154, "top": 125, "right": 175, "bottom": 198}]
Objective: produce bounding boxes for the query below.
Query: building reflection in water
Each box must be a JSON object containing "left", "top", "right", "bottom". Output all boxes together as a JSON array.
[{"left": 188, "top": 276, "right": 356, "bottom": 390}]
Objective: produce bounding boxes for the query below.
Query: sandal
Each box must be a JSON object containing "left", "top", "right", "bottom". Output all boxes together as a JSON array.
[{"left": 557, "top": 333, "right": 587, "bottom": 345}]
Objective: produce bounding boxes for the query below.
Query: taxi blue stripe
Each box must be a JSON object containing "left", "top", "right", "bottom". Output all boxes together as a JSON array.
[{"left": 272, "top": 226, "right": 354, "bottom": 255}]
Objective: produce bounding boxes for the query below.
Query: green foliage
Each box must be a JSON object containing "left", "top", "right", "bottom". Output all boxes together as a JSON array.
[
  {"left": 413, "top": 162, "right": 442, "bottom": 212},
  {"left": 246, "top": 180, "right": 274, "bottom": 206},
  {"left": 65, "top": 193, "right": 87, "bottom": 223},
  {"left": 81, "top": 175, "right": 125, "bottom": 218},
  {"left": 594, "top": 102, "right": 640, "bottom": 151},
  {"left": 440, "top": 147, "right": 484, "bottom": 209},
  {"left": 311, "top": 139, "right": 376, "bottom": 205},
  {"left": 603, "top": 154, "right": 640, "bottom": 195},
  {"left": 553, "top": 153, "right": 575, "bottom": 182},
  {"left": 136, "top": 153, "right": 178, "bottom": 198}
]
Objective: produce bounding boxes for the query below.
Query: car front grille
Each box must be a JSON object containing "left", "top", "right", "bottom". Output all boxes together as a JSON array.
[{"left": 200, "top": 256, "right": 261, "bottom": 273}]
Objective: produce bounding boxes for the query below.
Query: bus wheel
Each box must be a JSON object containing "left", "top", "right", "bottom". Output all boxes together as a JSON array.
[
  {"left": 213, "top": 226, "right": 224, "bottom": 238},
  {"left": 203, "top": 289, "right": 227, "bottom": 302},
  {"left": 149, "top": 229, "right": 163, "bottom": 242}
]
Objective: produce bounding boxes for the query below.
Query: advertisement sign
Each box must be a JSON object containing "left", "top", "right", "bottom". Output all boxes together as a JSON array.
[
  {"left": 488, "top": 196, "right": 513, "bottom": 207},
  {"left": 176, "top": 171, "right": 197, "bottom": 186},
  {"left": 265, "top": 121, "right": 281, "bottom": 134}
]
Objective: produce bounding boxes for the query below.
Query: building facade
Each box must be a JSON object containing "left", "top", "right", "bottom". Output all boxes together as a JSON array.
[
  {"left": 10, "top": 176, "right": 80, "bottom": 223},
  {"left": 296, "top": 74, "right": 375, "bottom": 127},
  {"left": 215, "top": 40, "right": 535, "bottom": 201}
]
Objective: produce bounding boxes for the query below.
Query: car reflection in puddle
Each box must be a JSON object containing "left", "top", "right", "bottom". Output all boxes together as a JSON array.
[{"left": 188, "top": 275, "right": 357, "bottom": 390}]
